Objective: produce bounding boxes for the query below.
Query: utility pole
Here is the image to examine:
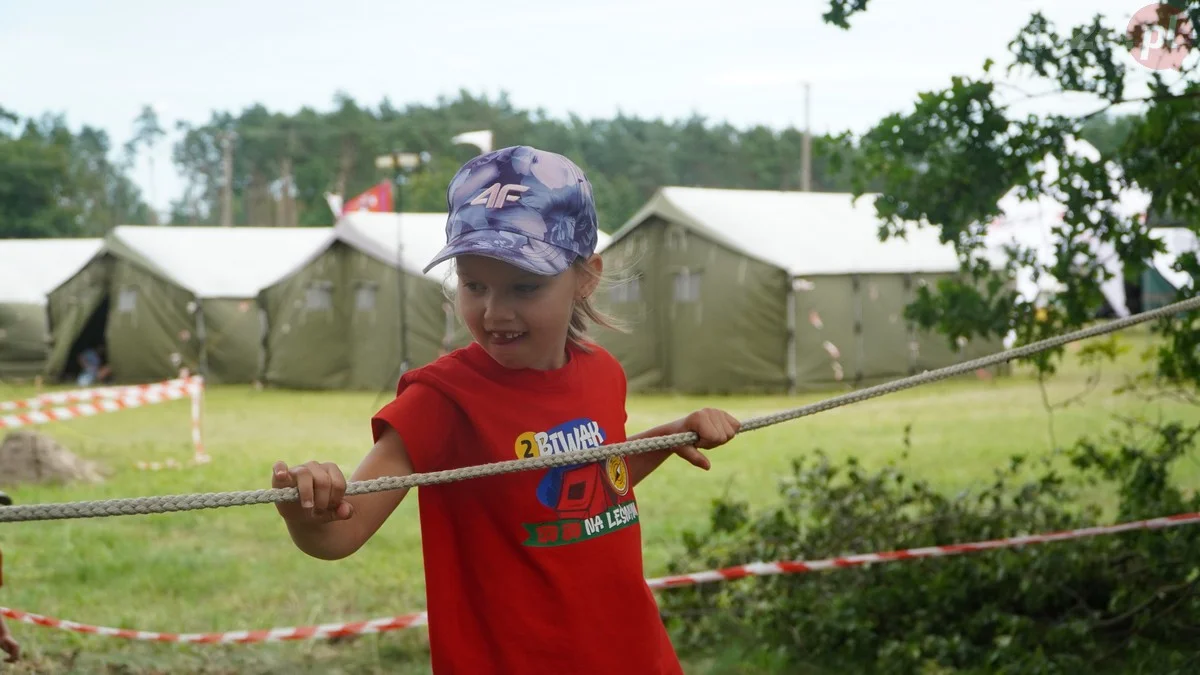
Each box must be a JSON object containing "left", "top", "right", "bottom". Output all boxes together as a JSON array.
[
  {"left": 148, "top": 152, "right": 158, "bottom": 224},
  {"left": 800, "top": 82, "right": 812, "bottom": 192},
  {"left": 278, "top": 128, "right": 296, "bottom": 227},
  {"left": 288, "top": 127, "right": 297, "bottom": 226},
  {"left": 220, "top": 131, "right": 234, "bottom": 226},
  {"left": 371, "top": 149, "right": 428, "bottom": 402},
  {"left": 336, "top": 143, "right": 351, "bottom": 198}
]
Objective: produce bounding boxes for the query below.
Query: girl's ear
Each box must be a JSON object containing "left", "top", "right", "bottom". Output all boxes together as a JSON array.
[{"left": 576, "top": 254, "right": 603, "bottom": 299}]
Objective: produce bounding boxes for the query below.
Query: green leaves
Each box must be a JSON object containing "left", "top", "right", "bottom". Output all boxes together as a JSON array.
[
  {"left": 822, "top": 0, "right": 872, "bottom": 30},
  {"left": 657, "top": 3, "right": 1200, "bottom": 669},
  {"left": 662, "top": 415, "right": 1200, "bottom": 672},
  {"left": 0, "top": 113, "right": 151, "bottom": 238},
  {"left": 826, "top": 0, "right": 1200, "bottom": 387},
  {"left": 1007, "top": 13, "right": 1126, "bottom": 102}
]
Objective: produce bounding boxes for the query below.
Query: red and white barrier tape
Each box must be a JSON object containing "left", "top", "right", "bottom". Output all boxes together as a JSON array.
[
  {"left": 133, "top": 376, "right": 208, "bottom": 470},
  {"left": 0, "top": 607, "right": 426, "bottom": 644},
  {"left": 0, "top": 378, "right": 194, "bottom": 412},
  {"left": 5, "top": 510, "right": 1198, "bottom": 644},
  {"left": 0, "top": 376, "right": 208, "bottom": 469},
  {"left": 645, "top": 511, "right": 1200, "bottom": 588},
  {"left": 0, "top": 381, "right": 193, "bottom": 431}
]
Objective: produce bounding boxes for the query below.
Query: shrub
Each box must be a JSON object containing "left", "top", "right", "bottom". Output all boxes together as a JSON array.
[{"left": 661, "top": 414, "right": 1200, "bottom": 674}]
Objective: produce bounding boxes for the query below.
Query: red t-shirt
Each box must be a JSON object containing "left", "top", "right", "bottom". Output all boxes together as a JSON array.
[{"left": 371, "top": 340, "right": 682, "bottom": 675}]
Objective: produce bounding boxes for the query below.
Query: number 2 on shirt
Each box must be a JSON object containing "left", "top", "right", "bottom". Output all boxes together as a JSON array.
[{"left": 515, "top": 431, "right": 541, "bottom": 459}]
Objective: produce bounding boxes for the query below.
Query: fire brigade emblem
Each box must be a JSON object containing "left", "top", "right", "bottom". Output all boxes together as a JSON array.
[{"left": 606, "top": 456, "right": 629, "bottom": 495}]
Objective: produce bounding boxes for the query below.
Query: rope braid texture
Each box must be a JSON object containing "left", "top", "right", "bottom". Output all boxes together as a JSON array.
[{"left": 2, "top": 295, "right": 1197, "bottom": 524}]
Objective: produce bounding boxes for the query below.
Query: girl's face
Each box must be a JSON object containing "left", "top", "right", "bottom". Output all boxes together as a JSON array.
[{"left": 455, "top": 254, "right": 602, "bottom": 371}]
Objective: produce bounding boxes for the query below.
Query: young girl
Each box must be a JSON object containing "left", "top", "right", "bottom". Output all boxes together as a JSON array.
[{"left": 272, "top": 145, "right": 740, "bottom": 674}]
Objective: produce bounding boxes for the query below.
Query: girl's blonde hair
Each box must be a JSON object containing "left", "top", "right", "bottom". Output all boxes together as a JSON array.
[{"left": 568, "top": 257, "right": 627, "bottom": 352}]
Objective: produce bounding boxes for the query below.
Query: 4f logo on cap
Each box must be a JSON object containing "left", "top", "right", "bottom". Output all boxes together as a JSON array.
[{"left": 470, "top": 183, "right": 530, "bottom": 208}]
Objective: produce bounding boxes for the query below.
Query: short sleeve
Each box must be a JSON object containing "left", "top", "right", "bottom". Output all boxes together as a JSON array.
[{"left": 371, "top": 382, "right": 463, "bottom": 473}]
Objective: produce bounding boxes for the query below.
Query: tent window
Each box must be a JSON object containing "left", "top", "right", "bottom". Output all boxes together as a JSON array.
[
  {"left": 305, "top": 281, "right": 333, "bottom": 312},
  {"left": 117, "top": 288, "right": 137, "bottom": 313},
  {"left": 666, "top": 225, "right": 687, "bottom": 251},
  {"left": 610, "top": 276, "right": 641, "bottom": 304},
  {"left": 673, "top": 269, "right": 702, "bottom": 302},
  {"left": 355, "top": 283, "right": 378, "bottom": 311}
]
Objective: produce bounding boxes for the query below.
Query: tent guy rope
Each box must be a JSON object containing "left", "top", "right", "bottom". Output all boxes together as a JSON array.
[{"left": 1, "top": 294, "right": 1197, "bottom": 524}]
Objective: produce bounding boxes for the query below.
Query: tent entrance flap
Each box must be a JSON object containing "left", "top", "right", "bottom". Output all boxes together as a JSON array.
[
  {"left": 61, "top": 295, "right": 110, "bottom": 381},
  {"left": 45, "top": 287, "right": 108, "bottom": 380}
]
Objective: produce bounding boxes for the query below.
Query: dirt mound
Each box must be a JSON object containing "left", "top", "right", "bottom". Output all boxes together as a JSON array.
[{"left": 0, "top": 430, "right": 106, "bottom": 486}]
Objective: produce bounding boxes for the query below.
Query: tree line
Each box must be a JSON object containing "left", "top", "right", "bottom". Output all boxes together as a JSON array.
[
  {"left": 167, "top": 90, "right": 874, "bottom": 232},
  {"left": 0, "top": 93, "right": 1137, "bottom": 239},
  {"left": 0, "top": 105, "right": 154, "bottom": 237}
]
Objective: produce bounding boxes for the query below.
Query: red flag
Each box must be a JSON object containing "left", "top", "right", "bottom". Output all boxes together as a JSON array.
[{"left": 342, "top": 181, "right": 393, "bottom": 214}]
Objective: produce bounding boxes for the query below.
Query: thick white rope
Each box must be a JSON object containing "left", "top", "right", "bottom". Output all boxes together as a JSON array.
[{"left": 1, "top": 295, "right": 1197, "bottom": 524}]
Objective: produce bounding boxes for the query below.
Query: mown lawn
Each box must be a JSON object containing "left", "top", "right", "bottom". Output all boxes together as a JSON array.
[{"left": 0, "top": 328, "right": 1197, "bottom": 674}]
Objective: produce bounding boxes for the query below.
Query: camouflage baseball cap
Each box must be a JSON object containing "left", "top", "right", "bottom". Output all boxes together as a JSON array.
[{"left": 423, "top": 145, "right": 599, "bottom": 276}]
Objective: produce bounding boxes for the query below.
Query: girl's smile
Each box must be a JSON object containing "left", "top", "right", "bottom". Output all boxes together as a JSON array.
[{"left": 455, "top": 253, "right": 598, "bottom": 371}]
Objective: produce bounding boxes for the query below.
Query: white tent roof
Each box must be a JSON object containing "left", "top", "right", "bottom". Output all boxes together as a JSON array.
[
  {"left": 110, "top": 225, "right": 334, "bottom": 299},
  {"left": 595, "top": 230, "right": 613, "bottom": 253},
  {"left": 334, "top": 211, "right": 612, "bottom": 283},
  {"left": 0, "top": 238, "right": 103, "bottom": 304},
  {"left": 333, "top": 212, "right": 452, "bottom": 280},
  {"left": 610, "top": 187, "right": 962, "bottom": 275},
  {"left": 1151, "top": 227, "right": 1197, "bottom": 289},
  {"left": 982, "top": 137, "right": 1155, "bottom": 316}
]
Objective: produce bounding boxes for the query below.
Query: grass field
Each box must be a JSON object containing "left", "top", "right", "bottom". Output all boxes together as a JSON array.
[{"left": 1, "top": 329, "right": 1199, "bottom": 674}]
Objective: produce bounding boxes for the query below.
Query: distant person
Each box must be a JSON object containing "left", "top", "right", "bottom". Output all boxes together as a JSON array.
[
  {"left": 76, "top": 346, "right": 112, "bottom": 387},
  {"left": 269, "top": 147, "right": 741, "bottom": 674}
]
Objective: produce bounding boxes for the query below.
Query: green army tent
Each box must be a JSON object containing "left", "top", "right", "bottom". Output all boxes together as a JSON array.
[
  {"left": 45, "top": 226, "right": 332, "bottom": 385},
  {"left": 1140, "top": 227, "right": 1196, "bottom": 310},
  {"left": 258, "top": 212, "right": 465, "bottom": 391},
  {"left": 593, "top": 187, "right": 1006, "bottom": 395},
  {"left": 0, "top": 238, "right": 103, "bottom": 380},
  {"left": 259, "top": 212, "right": 613, "bottom": 391}
]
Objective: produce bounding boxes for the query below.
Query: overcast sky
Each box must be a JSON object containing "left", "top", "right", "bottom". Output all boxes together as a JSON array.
[{"left": 0, "top": 0, "right": 1176, "bottom": 216}]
